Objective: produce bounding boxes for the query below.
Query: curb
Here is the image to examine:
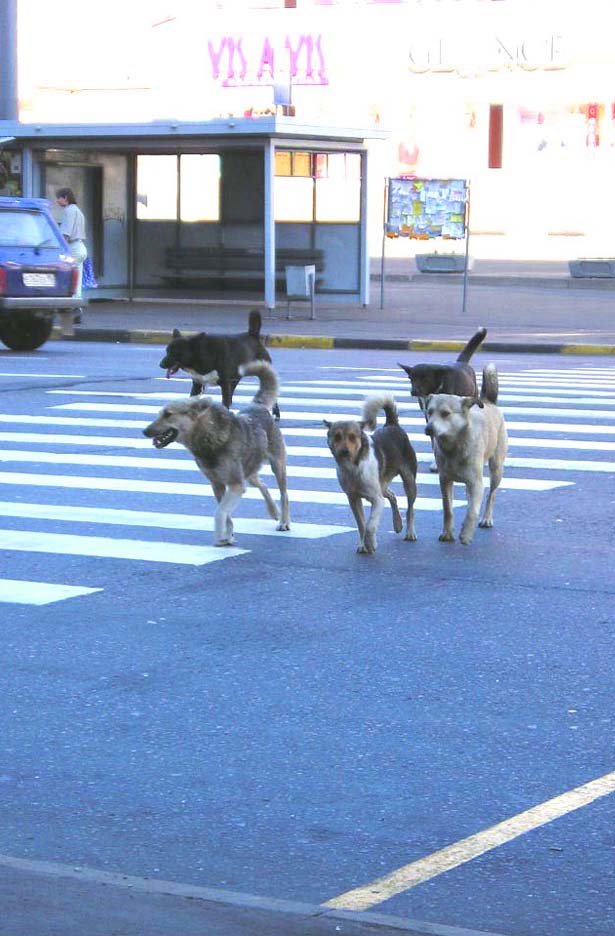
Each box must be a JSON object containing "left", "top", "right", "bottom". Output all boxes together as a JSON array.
[
  {"left": 51, "top": 327, "right": 615, "bottom": 356},
  {"left": 0, "top": 853, "right": 510, "bottom": 936}
]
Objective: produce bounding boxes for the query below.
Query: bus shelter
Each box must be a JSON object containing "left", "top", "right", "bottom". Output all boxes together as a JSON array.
[{"left": 0, "top": 117, "right": 386, "bottom": 310}]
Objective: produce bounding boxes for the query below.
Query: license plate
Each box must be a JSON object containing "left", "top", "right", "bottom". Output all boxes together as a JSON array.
[{"left": 23, "top": 273, "right": 56, "bottom": 287}]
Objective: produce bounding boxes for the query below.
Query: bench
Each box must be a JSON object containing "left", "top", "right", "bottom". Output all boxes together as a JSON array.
[{"left": 162, "top": 246, "right": 325, "bottom": 287}]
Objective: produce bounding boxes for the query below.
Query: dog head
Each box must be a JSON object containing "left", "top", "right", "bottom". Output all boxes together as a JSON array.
[
  {"left": 143, "top": 396, "right": 218, "bottom": 449},
  {"left": 160, "top": 329, "right": 206, "bottom": 377},
  {"left": 424, "top": 393, "right": 481, "bottom": 450},
  {"left": 324, "top": 419, "right": 370, "bottom": 465}
]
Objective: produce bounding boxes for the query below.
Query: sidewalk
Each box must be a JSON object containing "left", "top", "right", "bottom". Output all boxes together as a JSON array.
[{"left": 67, "top": 261, "right": 615, "bottom": 354}]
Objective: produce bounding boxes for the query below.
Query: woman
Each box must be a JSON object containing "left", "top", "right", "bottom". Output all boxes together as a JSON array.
[{"left": 56, "top": 187, "right": 87, "bottom": 322}]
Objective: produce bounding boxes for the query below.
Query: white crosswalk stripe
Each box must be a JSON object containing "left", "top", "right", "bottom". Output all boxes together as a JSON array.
[{"left": 0, "top": 365, "right": 610, "bottom": 603}]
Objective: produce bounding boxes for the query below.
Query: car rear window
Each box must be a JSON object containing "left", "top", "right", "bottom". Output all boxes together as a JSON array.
[{"left": 0, "top": 209, "right": 60, "bottom": 248}]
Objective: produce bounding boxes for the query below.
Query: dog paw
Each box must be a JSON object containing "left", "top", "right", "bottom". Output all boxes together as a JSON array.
[
  {"left": 392, "top": 516, "right": 403, "bottom": 534},
  {"left": 404, "top": 531, "right": 417, "bottom": 542},
  {"left": 276, "top": 522, "right": 290, "bottom": 532},
  {"left": 357, "top": 544, "right": 376, "bottom": 555},
  {"left": 478, "top": 519, "right": 493, "bottom": 529},
  {"left": 215, "top": 538, "right": 235, "bottom": 547},
  {"left": 438, "top": 532, "right": 455, "bottom": 542},
  {"left": 459, "top": 534, "right": 474, "bottom": 545}
]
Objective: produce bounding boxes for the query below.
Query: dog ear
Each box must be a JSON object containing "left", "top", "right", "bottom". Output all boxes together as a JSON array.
[
  {"left": 323, "top": 420, "right": 332, "bottom": 429},
  {"left": 462, "top": 396, "right": 481, "bottom": 411},
  {"left": 172, "top": 328, "right": 182, "bottom": 338},
  {"left": 398, "top": 363, "right": 413, "bottom": 377}
]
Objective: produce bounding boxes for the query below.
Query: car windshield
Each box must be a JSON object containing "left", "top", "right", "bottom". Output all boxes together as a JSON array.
[{"left": 0, "top": 209, "right": 60, "bottom": 248}]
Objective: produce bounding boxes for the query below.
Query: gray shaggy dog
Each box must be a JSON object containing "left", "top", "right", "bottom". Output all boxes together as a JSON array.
[{"left": 143, "top": 361, "right": 290, "bottom": 546}]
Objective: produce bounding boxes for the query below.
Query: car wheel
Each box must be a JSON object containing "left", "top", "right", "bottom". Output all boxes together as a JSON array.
[{"left": 0, "top": 312, "right": 54, "bottom": 351}]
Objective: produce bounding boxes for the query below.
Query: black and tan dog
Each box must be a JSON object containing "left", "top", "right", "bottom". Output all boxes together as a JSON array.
[
  {"left": 398, "top": 326, "right": 487, "bottom": 402},
  {"left": 160, "top": 309, "right": 280, "bottom": 418},
  {"left": 325, "top": 394, "right": 417, "bottom": 555},
  {"left": 143, "top": 361, "right": 290, "bottom": 547}
]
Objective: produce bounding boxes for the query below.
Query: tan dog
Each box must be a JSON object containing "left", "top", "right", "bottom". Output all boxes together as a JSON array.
[
  {"left": 325, "top": 394, "right": 417, "bottom": 555},
  {"left": 424, "top": 363, "right": 508, "bottom": 545},
  {"left": 143, "top": 361, "right": 290, "bottom": 546}
]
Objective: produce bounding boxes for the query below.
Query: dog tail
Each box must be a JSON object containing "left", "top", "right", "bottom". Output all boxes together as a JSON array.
[
  {"left": 456, "top": 326, "right": 487, "bottom": 363},
  {"left": 361, "top": 393, "right": 399, "bottom": 431},
  {"left": 248, "top": 309, "right": 263, "bottom": 338},
  {"left": 480, "top": 363, "right": 499, "bottom": 404},
  {"left": 240, "top": 360, "right": 279, "bottom": 409}
]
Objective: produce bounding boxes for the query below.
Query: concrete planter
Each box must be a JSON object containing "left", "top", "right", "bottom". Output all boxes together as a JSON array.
[
  {"left": 416, "top": 253, "right": 472, "bottom": 273},
  {"left": 569, "top": 259, "right": 615, "bottom": 278}
]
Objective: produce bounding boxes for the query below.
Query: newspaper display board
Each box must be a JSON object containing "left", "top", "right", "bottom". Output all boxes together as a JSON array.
[
  {"left": 379, "top": 177, "right": 471, "bottom": 312},
  {"left": 386, "top": 177, "right": 468, "bottom": 239}
]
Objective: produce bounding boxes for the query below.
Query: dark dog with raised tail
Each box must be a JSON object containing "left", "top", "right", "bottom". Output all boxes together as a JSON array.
[
  {"left": 159, "top": 309, "right": 280, "bottom": 418},
  {"left": 398, "top": 326, "right": 487, "bottom": 401}
]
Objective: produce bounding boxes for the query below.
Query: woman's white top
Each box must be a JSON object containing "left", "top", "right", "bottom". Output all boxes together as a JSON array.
[{"left": 59, "top": 203, "right": 86, "bottom": 242}]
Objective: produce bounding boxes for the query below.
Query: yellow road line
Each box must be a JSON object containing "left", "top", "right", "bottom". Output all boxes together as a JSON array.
[{"left": 323, "top": 769, "right": 615, "bottom": 912}]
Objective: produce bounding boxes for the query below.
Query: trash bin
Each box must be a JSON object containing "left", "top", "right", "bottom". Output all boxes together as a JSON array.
[{"left": 285, "top": 264, "right": 316, "bottom": 320}]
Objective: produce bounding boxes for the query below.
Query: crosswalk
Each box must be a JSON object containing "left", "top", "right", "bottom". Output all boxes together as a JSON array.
[{"left": 0, "top": 364, "right": 612, "bottom": 604}]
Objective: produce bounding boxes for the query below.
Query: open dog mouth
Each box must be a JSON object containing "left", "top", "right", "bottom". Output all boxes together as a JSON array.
[{"left": 151, "top": 428, "right": 178, "bottom": 449}]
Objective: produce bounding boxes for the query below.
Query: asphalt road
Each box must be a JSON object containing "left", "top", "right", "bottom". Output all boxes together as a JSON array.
[{"left": 0, "top": 341, "right": 613, "bottom": 936}]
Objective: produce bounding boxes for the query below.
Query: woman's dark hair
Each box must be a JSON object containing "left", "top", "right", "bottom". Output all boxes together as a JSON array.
[{"left": 55, "top": 187, "right": 76, "bottom": 204}]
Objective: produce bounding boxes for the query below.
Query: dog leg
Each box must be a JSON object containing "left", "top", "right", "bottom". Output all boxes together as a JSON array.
[
  {"left": 248, "top": 473, "right": 280, "bottom": 522},
  {"left": 383, "top": 487, "right": 403, "bottom": 534},
  {"left": 347, "top": 495, "right": 369, "bottom": 553},
  {"left": 214, "top": 483, "right": 244, "bottom": 546},
  {"left": 209, "top": 479, "right": 234, "bottom": 544},
  {"left": 364, "top": 494, "right": 384, "bottom": 555},
  {"left": 398, "top": 468, "right": 418, "bottom": 542},
  {"left": 190, "top": 380, "right": 202, "bottom": 397},
  {"left": 420, "top": 399, "right": 439, "bottom": 472},
  {"left": 438, "top": 476, "right": 456, "bottom": 542},
  {"left": 268, "top": 457, "right": 291, "bottom": 531},
  {"left": 479, "top": 457, "right": 503, "bottom": 529},
  {"left": 460, "top": 477, "right": 484, "bottom": 545},
  {"left": 220, "top": 382, "right": 234, "bottom": 410}
]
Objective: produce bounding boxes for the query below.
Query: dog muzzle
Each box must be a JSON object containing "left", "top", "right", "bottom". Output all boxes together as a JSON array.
[{"left": 143, "top": 426, "right": 178, "bottom": 448}]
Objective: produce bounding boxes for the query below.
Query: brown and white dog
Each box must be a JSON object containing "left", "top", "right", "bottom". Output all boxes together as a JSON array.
[
  {"left": 325, "top": 394, "right": 417, "bottom": 555},
  {"left": 424, "top": 362, "right": 508, "bottom": 545},
  {"left": 143, "top": 361, "right": 290, "bottom": 547}
]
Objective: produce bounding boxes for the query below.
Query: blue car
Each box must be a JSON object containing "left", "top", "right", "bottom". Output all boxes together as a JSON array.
[{"left": 0, "top": 196, "right": 83, "bottom": 350}]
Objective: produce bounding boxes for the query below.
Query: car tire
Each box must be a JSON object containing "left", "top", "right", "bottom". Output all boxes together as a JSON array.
[{"left": 0, "top": 312, "right": 54, "bottom": 351}]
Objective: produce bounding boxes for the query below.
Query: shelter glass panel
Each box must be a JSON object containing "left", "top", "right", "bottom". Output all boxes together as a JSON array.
[
  {"left": 180, "top": 155, "right": 220, "bottom": 221},
  {"left": 136, "top": 156, "right": 177, "bottom": 220}
]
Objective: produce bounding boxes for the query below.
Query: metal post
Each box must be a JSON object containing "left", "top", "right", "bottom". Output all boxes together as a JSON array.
[
  {"left": 380, "top": 177, "right": 388, "bottom": 310},
  {"left": 461, "top": 180, "right": 471, "bottom": 316},
  {"left": 0, "top": 0, "right": 18, "bottom": 121},
  {"left": 359, "top": 149, "right": 369, "bottom": 306},
  {"left": 263, "top": 140, "right": 276, "bottom": 314}
]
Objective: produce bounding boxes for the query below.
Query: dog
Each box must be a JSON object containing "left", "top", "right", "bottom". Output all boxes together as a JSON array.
[
  {"left": 324, "top": 394, "right": 417, "bottom": 555},
  {"left": 398, "top": 326, "right": 487, "bottom": 471},
  {"left": 159, "top": 309, "right": 280, "bottom": 419},
  {"left": 143, "top": 361, "right": 290, "bottom": 547},
  {"left": 424, "top": 362, "right": 508, "bottom": 546},
  {"left": 398, "top": 326, "right": 487, "bottom": 402}
]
